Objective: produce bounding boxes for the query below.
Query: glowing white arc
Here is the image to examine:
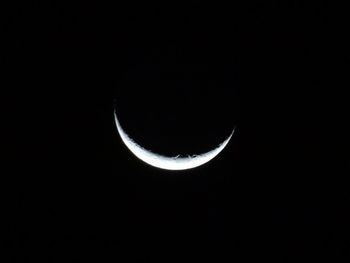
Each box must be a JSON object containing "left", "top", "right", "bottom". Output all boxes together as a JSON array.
[{"left": 114, "top": 111, "right": 234, "bottom": 171}]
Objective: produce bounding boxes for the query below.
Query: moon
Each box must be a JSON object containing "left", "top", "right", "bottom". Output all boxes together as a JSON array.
[{"left": 114, "top": 110, "right": 234, "bottom": 171}]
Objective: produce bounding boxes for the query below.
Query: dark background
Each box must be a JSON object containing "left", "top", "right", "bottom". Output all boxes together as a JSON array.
[{"left": 2, "top": 1, "right": 348, "bottom": 262}]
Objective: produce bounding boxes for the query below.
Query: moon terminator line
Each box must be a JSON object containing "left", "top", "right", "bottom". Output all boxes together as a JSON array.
[{"left": 114, "top": 109, "right": 234, "bottom": 171}]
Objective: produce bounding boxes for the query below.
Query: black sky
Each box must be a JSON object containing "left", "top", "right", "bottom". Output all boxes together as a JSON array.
[{"left": 3, "top": 1, "right": 348, "bottom": 262}]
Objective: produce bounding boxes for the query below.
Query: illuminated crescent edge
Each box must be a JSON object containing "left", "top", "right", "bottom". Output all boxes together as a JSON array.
[{"left": 114, "top": 110, "right": 234, "bottom": 170}]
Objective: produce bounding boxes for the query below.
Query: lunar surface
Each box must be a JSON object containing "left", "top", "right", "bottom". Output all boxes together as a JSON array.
[{"left": 114, "top": 109, "right": 234, "bottom": 171}]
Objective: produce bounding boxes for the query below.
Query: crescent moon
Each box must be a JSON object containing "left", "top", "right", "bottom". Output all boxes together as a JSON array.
[{"left": 114, "top": 110, "right": 234, "bottom": 171}]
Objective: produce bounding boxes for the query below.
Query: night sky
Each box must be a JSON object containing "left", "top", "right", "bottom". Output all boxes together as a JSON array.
[{"left": 3, "top": 1, "right": 348, "bottom": 262}]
